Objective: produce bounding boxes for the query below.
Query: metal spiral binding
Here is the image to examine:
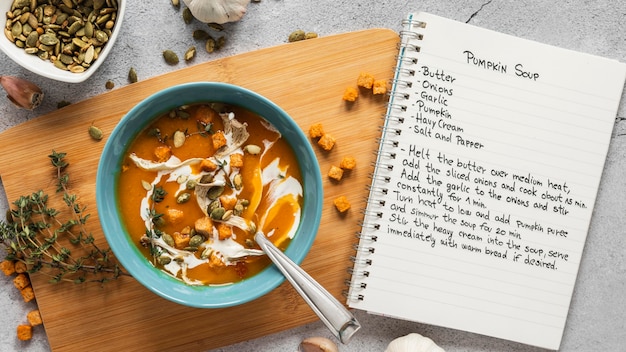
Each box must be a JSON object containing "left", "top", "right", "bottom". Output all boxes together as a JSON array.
[{"left": 347, "top": 17, "right": 426, "bottom": 305}]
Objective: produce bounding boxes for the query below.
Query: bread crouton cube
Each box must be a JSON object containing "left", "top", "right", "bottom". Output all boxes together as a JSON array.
[
  {"left": 342, "top": 86, "right": 358, "bottom": 102},
  {"left": 166, "top": 208, "right": 184, "bottom": 225},
  {"left": 20, "top": 285, "right": 35, "bottom": 303},
  {"left": 212, "top": 131, "right": 227, "bottom": 150},
  {"left": 13, "top": 273, "right": 30, "bottom": 290},
  {"left": 340, "top": 156, "right": 357, "bottom": 170},
  {"left": 27, "top": 310, "right": 43, "bottom": 326},
  {"left": 317, "top": 133, "right": 336, "bottom": 151},
  {"left": 1, "top": 260, "right": 15, "bottom": 276},
  {"left": 328, "top": 165, "right": 344, "bottom": 181},
  {"left": 229, "top": 153, "right": 244, "bottom": 168},
  {"left": 219, "top": 195, "right": 238, "bottom": 210},
  {"left": 357, "top": 72, "right": 375, "bottom": 89},
  {"left": 14, "top": 260, "right": 28, "bottom": 274},
  {"left": 17, "top": 324, "right": 33, "bottom": 341},
  {"left": 154, "top": 145, "right": 172, "bottom": 162},
  {"left": 200, "top": 159, "right": 218, "bottom": 172},
  {"left": 172, "top": 231, "right": 190, "bottom": 249},
  {"left": 196, "top": 104, "right": 219, "bottom": 124},
  {"left": 373, "top": 79, "right": 388, "bottom": 95},
  {"left": 333, "top": 196, "right": 351, "bottom": 213},
  {"left": 217, "top": 222, "right": 233, "bottom": 240},
  {"left": 194, "top": 216, "right": 214, "bottom": 236},
  {"left": 309, "top": 123, "right": 325, "bottom": 139}
]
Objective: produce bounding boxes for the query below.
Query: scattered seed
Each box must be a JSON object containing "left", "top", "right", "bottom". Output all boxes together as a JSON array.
[
  {"left": 88, "top": 124, "right": 103, "bottom": 141},
  {"left": 162, "top": 233, "right": 175, "bottom": 247},
  {"left": 205, "top": 37, "right": 216, "bottom": 53},
  {"left": 141, "top": 180, "right": 152, "bottom": 191},
  {"left": 182, "top": 7, "right": 193, "bottom": 24},
  {"left": 171, "top": 0, "right": 180, "bottom": 9},
  {"left": 123, "top": 69, "right": 136, "bottom": 86},
  {"left": 163, "top": 50, "right": 179, "bottom": 65},
  {"left": 158, "top": 255, "right": 172, "bottom": 265},
  {"left": 57, "top": 100, "right": 71, "bottom": 109},
  {"left": 221, "top": 209, "right": 233, "bottom": 221},
  {"left": 305, "top": 32, "right": 318, "bottom": 39},
  {"left": 189, "top": 235, "right": 204, "bottom": 248},
  {"left": 207, "top": 23, "right": 224, "bottom": 31},
  {"left": 192, "top": 29, "right": 210, "bottom": 40},
  {"left": 233, "top": 174, "right": 243, "bottom": 190},
  {"left": 210, "top": 207, "right": 226, "bottom": 220},
  {"left": 288, "top": 30, "right": 306, "bottom": 42},
  {"left": 184, "top": 46, "right": 196, "bottom": 61},
  {"left": 105, "top": 80, "right": 114, "bottom": 90}
]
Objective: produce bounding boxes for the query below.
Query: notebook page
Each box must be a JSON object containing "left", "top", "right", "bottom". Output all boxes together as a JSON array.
[{"left": 348, "top": 12, "right": 626, "bottom": 350}]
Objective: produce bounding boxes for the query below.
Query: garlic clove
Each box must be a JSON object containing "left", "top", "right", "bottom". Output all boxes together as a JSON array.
[
  {"left": 0, "top": 76, "right": 44, "bottom": 110},
  {"left": 182, "top": 0, "right": 250, "bottom": 24},
  {"left": 385, "top": 333, "right": 445, "bottom": 352},
  {"left": 298, "top": 336, "right": 339, "bottom": 352}
]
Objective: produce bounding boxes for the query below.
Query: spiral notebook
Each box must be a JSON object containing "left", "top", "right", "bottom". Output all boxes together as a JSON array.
[{"left": 346, "top": 12, "right": 626, "bottom": 350}]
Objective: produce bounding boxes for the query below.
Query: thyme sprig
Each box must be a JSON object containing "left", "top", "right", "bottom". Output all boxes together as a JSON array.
[{"left": 0, "top": 151, "right": 127, "bottom": 284}]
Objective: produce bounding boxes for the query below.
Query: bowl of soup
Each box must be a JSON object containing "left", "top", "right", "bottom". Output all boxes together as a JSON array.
[{"left": 96, "top": 82, "right": 323, "bottom": 308}]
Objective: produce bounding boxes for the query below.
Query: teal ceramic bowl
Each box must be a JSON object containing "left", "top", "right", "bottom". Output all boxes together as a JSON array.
[{"left": 96, "top": 82, "right": 322, "bottom": 308}]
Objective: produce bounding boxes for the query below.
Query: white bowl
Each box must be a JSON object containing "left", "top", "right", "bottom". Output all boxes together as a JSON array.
[{"left": 0, "top": 0, "right": 126, "bottom": 83}]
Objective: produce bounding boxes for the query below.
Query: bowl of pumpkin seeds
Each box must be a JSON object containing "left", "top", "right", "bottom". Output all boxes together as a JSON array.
[{"left": 1, "top": 0, "right": 126, "bottom": 83}]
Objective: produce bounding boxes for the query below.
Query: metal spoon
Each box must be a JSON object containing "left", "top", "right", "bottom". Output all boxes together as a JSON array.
[{"left": 254, "top": 232, "right": 361, "bottom": 344}]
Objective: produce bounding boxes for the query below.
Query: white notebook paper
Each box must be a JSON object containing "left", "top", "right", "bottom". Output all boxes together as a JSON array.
[{"left": 346, "top": 12, "right": 626, "bottom": 350}]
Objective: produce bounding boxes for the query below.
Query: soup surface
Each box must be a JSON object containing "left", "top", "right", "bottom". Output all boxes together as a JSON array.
[{"left": 117, "top": 103, "right": 303, "bottom": 285}]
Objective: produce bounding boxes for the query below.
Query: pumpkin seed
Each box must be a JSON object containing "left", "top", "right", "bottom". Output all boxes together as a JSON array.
[
  {"left": 11, "top": 21, "right": 23, "bottom": 38},
  {"left": 288, "top": 30, "right": 306, "bottom": 42},
  {"left": 244, "top": 144, "right": 262, "bottom": 155},
  {"left": 207, "top": 199, "right": 221, "bottom": 215},
  {"left": 176, "top": 192, "right": 191, "bottom": 204},
  {"left": 176, "top": 175, "right": 188, "bottom": 184},
  {"left": 210, "top": 207, "right": 226, "bottom": 220},
  {"left": 233, "top": 174, "right": 243, "bottom": 190},
  {"left": 182, "top": 7, "right": 193, "bottom": 24},
  {"left": 184, "top": 46, "right": 196, "bottom": 61},
  {"left": 158, "top": 255, "right": 171, "bottom": 265},
  {"left": 163, "top": 49, "right": 179, "bottom": 65},
  {"left": 173, "top": 130, "right": 186, "bottom": 147},
  {"left": 207, "top": 185, "right": 224, "bottom": 200},
  {"left": 205, "top": 37, "right": 216, "bottom": 53},
  {"left": 200, "top": 247, "right": 213, "bottom": 259},
  {"left": 141, "top": 180, "right": 152, "bottom": 191},
  {"left": 171, "top": 0, "right": 180, "bottom": 8},
  {"left": 189, "top": 235, "right": 204, "bottom": 248},
  {"left": 186, "top": 179, "right": 197, "bottom": 190},
  {"left": 84, "top": 45, "right": 95, "bottom": 64},
  {"left": 105, "top": 79, "right": 114, "bottom": 89},
  {"left": 162, "top": 233, "right": 175, "bottom": 247},
  {"left": 128, "top": 67, "right": 138, "bottom": 83},
  {"left": 88, "top": 124, "right": 104, "bottom": 140},
  {"left": 25, "top": 31, "right": 38, "bottom": 47},
  {"left": 192, "top": 29, "right": 210, "bottom": 40},
  {"left": 221, "top": 209, "right": 233, "bottom": 221}
]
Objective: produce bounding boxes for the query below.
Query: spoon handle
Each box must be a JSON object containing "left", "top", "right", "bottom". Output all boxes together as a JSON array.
[{"left": 254, "top": 232, "right": 361, "bottom": 344}]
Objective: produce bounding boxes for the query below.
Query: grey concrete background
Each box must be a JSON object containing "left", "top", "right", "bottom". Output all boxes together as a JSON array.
[{"left": 1, "top": 1, "right": 625, "bottom": 351}]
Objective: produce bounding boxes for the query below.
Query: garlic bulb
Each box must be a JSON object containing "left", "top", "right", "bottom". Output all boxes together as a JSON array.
[
  {"left": 0, "top": 76, "right": 43, "bottom": 110},
  {"left": 385, "top": 333, "right": 445, "bottom": 352},
  {"left": 182, "top": 0, "right": 251, "bottom": 24},
  {"left": 298, "top": 336, "right": 339, "bottom": 352}
]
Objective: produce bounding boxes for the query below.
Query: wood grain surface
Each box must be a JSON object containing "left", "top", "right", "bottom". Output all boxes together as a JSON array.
[{"left": 0, "top": 29, "right": 398, "bottom": 351}]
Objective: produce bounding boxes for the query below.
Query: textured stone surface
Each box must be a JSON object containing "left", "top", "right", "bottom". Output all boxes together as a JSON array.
[{"left": 0, "top": 1, "right": 625, "bottom": 351}]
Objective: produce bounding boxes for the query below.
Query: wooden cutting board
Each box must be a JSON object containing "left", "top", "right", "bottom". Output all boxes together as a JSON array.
[{"left": 0, "top": 29, "right": 398, "bottom": 351}]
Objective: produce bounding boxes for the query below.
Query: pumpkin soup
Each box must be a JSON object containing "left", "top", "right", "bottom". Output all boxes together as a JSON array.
[{"left": 117, "top": 103, "right": 303, "bottom": 285}]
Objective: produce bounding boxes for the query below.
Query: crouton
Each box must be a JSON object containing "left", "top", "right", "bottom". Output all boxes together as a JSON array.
[
  {"left": 219, "top": 195, "right": 238, "bottom": 210},
  {"left": 154, "top": 145, "right": 172, "bottom": 162},
  {"left": 229, "top": 153, "right": 244, "bottom": 168},
  {"left": 340, "top": 156, "right": 357, "bottom": 170},
  {"left": 165, "top": 208, "right": 184, "bottom": 225},
  {"left": 14, "top": 260, "right": 27, "bottom": 274},
  {"left": 357, "top": 72, "right": 375, "bottom": 89},
  {"left": 16, "top": 325, "right": 33, "bottom": 341},
  {"left": 317, "top": 133, "right": 336, "bottom": 151},
  {"left": 172, "top": 231, "right": 190, "bottom": 249},
  {"left": 309, "top": 123, "right": 325, "bottom": 139},
  {"left": 216, "top": 222, "right": 233, "bottom": 240},
  {"left": 196, "top": 104, "right": 219, "bottom": 125},
  {"left": 328, "top": 165, "right": 344, "bottom": 181},
  {"left": 27, "top": 310, "right": 43, "bottom": 326},
  {"left": 200, "top": 159, "right": 218, "bottom": 172},
  {"left": 20, "top": 286, "right": 35, "bottom": 303},
  {"left": 212, "top": 131, "right": 227, "bottom": 150},
  {"left": 1, "top": 260, "right": 15, "bottom": 276},
  {"left": 342, "top": 86, "right": 358, "bottom": 102},
  {"left": 373, "top": 79, "right": 388, "bottom": 95},
  {"left": 194, "top": 216, "right": 214, "bottom": 236},
  {"left": 333, "top": 196, "right": 351, "bottom": 213},
  {"left": 13, "top": 273, "right": 30, "bottom": 290}
]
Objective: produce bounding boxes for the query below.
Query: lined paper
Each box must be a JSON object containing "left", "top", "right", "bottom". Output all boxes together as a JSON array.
[{"left": 347, "top": 12, "right": 626, "bottom": 350}]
